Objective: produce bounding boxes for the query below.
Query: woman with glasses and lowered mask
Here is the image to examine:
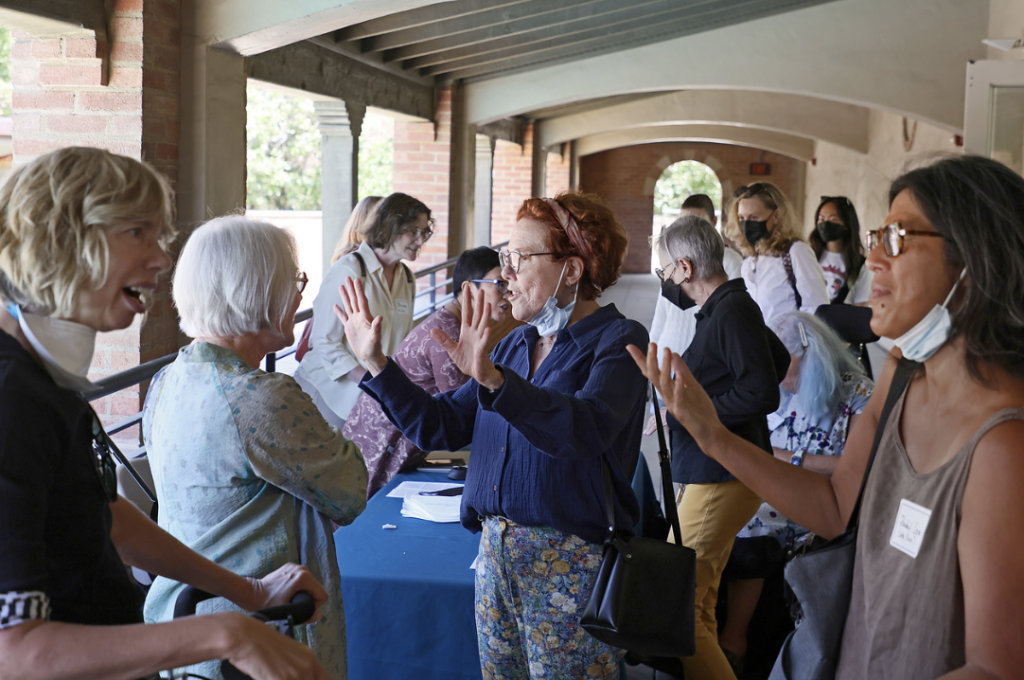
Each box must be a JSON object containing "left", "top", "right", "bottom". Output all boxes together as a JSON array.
[
  {"left": 337, "top": 192, "right": 648, "bottom": 680},
  {"left": 631, "top": 155, "right": 1024, "bottom": 680},
  {"left": 142, "top": 216, "right": 370, "bottom": 680},
  {"left": 726, "top": 182, "right": 830, "bottom": 322},
  {"left": 343, "top": 246, "right": 516, "bottom": 498},
  {"left": 0, "top": 148, "right": 330, "bottom": 680},
  {"left": 810, "top": 195, "right": 872, "bottom": 305},
  {"left": 295, "top": 192, "right": 433, "bottom": 428}
]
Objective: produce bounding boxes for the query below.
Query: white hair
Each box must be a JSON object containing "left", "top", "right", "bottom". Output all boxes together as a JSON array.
[{"left": 173, "top": 215, "right": 298, "bottom": 339}]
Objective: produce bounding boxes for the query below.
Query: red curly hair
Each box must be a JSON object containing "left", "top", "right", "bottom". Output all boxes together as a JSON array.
[{"left": 516, "top": 191, "right": 628, "bottom": 300}]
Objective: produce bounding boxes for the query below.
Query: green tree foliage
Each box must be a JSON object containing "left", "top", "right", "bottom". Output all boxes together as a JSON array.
[
  {"left": 0, "top": 28, "right": 13, "bottom": 117},
  {"left": 653, "top": 160, "right": 722, "bottom": 216},
  {"left": 246, "top": 86, "right": 395, "bottom": 210}
]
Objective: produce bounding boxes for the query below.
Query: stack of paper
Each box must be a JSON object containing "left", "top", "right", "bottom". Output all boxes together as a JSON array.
[{"left": 401, "top": 494, "right": 462, "bottom": 523}]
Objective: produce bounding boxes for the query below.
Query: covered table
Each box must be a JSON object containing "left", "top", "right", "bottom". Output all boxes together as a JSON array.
[{"left": 334, "top": 470, "right": 482, "bottom": 680}]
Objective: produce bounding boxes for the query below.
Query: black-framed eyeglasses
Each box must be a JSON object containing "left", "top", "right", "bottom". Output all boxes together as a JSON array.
[
  {"left": 864, "top": 222, "right": 944, "bottom": 257},
  {"left": 654, "top": 262, "right": 677, "bottom": 282},
  {"left": 471, "top": 279, "right": 509, "bottom": 294},
  {"left": 295, "top": 271, "right": 308, "bottom": 294},
  {"left": 90, "top": 413, "right": 119, "bottom": 502},
  {"left": 498, "top": 248, "right": 555, "bottom": 273}
]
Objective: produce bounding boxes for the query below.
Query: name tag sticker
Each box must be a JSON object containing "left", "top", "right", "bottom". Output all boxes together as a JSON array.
[
  {"left": 395, "top": 299, "right": 411, "bottom": 315},
  {"left": 889, "top": 498, "right": 932, "bottom": 558}
]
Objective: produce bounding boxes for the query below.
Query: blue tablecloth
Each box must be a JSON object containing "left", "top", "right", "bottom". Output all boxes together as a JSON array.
[{"left": 334, "top": 471, "right": 483, "bottom": 680}]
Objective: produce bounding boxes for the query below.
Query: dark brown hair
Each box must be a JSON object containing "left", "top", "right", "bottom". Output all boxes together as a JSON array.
[{"left": 362, "top": 192, "right": 433, "bottom": 250}]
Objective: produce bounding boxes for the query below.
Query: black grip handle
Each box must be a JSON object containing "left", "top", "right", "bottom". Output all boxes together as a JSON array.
[
  {"left": 172, "top": 586, "right": 216, "bottom": 619},
  {"left": 254, "top": 591, "right": 316, "bottom": 625}
]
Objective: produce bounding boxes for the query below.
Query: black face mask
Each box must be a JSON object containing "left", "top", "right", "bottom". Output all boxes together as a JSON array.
[
  {"left": 742, "top": 219, "right": 770, "bottom": 246},
  {"left": 661, "top": 279, "right": 697, "bottom": 311},
  {"left": 817, "top": 220, "right": 847, "bottom": 243}
]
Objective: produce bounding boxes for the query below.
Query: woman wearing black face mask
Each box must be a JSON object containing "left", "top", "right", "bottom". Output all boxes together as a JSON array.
[
  {"left": 809, "top": 196, "right": 871, "bottom": 304},
  {"left": 725, "top": 183, "right": 829, "bottom": 322}
]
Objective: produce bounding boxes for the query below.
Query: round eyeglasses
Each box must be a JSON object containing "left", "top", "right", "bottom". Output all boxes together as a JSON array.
[
  {"left": 864, "top": 223, "right": 944, "bottom": 257},
  {"left": 498, "top": 248, "right": 555, "bottom": 274}
]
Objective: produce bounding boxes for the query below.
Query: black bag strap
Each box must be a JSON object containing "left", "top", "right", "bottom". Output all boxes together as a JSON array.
[
  {"left": 832, "top": 279, "right": 850, "bottom": 305},
  {"left": 845, "top": 359, "right": 917, "bottom": 531},
  {"left": 782, "top": 243, "right": 803, "bottom": 309},
  {"left": 599, "top": 383, "right": 683, "bottom": 546}
]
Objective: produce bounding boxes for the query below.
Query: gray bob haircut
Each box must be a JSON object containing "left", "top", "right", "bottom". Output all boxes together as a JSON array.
[
  {"left": 174, "top": 215, "right": 299, "bottom": 339},
  {"left": 656, "top": 215, "right": 726, "bottom": 280}
]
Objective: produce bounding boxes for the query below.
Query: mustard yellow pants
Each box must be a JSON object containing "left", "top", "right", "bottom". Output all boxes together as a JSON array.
[{"left": 674, "top": 480, "right": 762, "bottom": 680}]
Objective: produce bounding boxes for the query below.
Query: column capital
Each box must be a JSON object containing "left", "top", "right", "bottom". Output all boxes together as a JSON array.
[{"left": 314, "top": 100, "right": 366, "bottom": 138}]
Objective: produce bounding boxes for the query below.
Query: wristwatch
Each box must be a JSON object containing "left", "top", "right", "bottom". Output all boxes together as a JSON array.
[{"left": 790, "top": 450, "right": 805, "bottom": 467}]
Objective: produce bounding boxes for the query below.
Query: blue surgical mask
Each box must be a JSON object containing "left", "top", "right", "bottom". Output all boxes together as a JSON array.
[
  {"left": 527, "top": 262, "right": 577, "bottom": 338},
  {"left": 893, "top": 269, "right": 966, "bottom": 362}
]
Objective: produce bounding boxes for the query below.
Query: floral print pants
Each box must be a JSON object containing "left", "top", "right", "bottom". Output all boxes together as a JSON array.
[{"left": 475, "top": 517, "right": 623, "bottom": 680}]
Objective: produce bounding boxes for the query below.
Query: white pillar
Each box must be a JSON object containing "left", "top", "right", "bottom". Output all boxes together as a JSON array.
[
  {"left": 473, "top": 134, "right": 495, "bottom": 247},
  {"left": 315, "top": 100, "right": 365, "bottom": 275}
]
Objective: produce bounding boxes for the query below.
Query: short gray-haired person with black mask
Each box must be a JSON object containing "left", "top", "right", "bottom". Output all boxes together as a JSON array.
[{"left": 653, "top": 215, "right": 788, "bottom": 680}]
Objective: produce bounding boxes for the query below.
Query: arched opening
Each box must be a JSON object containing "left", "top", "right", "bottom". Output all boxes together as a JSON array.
[{"left": 651, "top": 160, "right": 722, "bottom": 271}]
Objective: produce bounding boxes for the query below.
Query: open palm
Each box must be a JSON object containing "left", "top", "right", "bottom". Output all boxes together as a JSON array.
[
  {"left": 431, "top": 283, "right": 503, "bottom": 389},
  {"left": 334, "top": 277, "right": 386, "bottom": 373}
]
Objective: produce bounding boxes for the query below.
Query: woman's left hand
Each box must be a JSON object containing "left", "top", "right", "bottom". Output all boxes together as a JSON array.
[
  {"left": 243, "top": 563, "right": 330, "bottom": 623},
  {"left": 431, "top": 283, "right": 504, "bottom": 391}
]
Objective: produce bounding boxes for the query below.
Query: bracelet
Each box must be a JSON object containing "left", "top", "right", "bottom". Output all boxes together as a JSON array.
[{"left": 790, "top": 450, "right": 805, "bottom": 467}]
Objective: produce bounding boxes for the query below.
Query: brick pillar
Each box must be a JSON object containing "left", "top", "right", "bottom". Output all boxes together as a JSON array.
[
  {"left": 392, "top": 85, "right": 452, "bottom": 273},
  {"left": 11, "top": 0, "right": 181, "bottom": 436},
  {"left": 490, "top": 123, "right": 535, "bottom": 243},
  {"left": 546, "top": 144, "right": 571, "bottom": 197}
]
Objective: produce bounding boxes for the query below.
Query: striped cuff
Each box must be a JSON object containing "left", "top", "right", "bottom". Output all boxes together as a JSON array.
[{"left": 0, "top": 591, "right": 51, "bottom": 629}]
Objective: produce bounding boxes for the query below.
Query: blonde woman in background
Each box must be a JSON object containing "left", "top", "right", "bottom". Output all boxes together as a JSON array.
[
  {"left": 331, "top": 196, "right": 382, "bottom": 265},
  {"left": 725, "top": 182, "right": 829, "bottom": 322}
]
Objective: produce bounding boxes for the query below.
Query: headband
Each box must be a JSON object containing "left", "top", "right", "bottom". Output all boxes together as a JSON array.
[{"left": 542, "top": 198, "right": 592, "bottom": 260}]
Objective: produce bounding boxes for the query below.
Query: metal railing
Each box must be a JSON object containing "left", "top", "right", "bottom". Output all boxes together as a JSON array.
[{"left": 90, "top": 242, "right": 507, "bottom": 440}]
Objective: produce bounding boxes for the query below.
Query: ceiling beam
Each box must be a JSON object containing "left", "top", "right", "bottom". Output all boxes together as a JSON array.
[
  {"left": 574, "top": 125, "right": 817, "bottom": 161},
  {"left": 333, "top": 0, "right": 530, "bottom": 41}
]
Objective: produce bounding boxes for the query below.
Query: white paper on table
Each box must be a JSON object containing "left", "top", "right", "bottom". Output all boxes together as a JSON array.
[
  {"left": 386, "top": 481, "right": 464, "bottom": 499},
  {"left": 400, "top": 494, "right": 462, "bottom": 523}
]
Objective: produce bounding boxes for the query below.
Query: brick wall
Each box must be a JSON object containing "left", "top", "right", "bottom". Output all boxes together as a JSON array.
[
  {"left": 393, "top": 85, "right": 451, "bottom": 283},
  {"left": 579, "top": 143, "right": 805, "bottom": 273},
  {"left": 490, "top": 123, "right": 534, "bottom": 243},
  {"left": 545, "top": 143, "right": 571, "bottom": 197},
  {"left": 11, "top": 0, "right": 182, "bottom": 436}
]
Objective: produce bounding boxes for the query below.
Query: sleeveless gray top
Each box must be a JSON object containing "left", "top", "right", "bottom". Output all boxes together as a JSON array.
[{"left": 836, "top": 386, "right": 1024, "bottom": 680}]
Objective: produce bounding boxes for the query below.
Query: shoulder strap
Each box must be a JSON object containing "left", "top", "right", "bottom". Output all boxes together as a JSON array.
[
  {"left": 832, "top": 279, "right": 850, "bottom": 305},
  {"left": 401, "top": 262, "right": 414, "bottom": 284},
  {"left": 846, "top": 359, "right": 917, "bottom": 530},
  {"left": 782, "top": 243, "right": 803, "bottom": 309},
  {"left": 351, "top": 252, "right": 368, "bottom": 278}
]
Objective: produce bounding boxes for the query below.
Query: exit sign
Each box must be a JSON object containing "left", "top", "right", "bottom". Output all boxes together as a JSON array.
[{"left": 750, "top": 162, "right": 771, "bottom": 176}]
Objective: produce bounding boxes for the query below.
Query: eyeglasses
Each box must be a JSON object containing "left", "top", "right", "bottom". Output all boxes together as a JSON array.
[
  {"left": 295, "top": 271, "right": 308, "bottom": 294},
  {"left": 498, "top": 248, "right": 555, "bottom": 274},
  {"left": 864, "top": 222, "right": 944, "bottom": 257},
  {"left": 470, "top": 279, "right": 509, "bottom": 294},
  {"left": 654, "top": 262, "right": 677, "bottom": 282},
  {"left": 405, "top": 226, "right": 435, "bottom": 243},
  {"left": 90, "top": 414, "right": 119, "bottom": 502}
]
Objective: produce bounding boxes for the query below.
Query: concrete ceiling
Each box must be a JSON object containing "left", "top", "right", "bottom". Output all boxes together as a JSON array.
[
  {"left": 574, "top": 125, "right": 817, "bottom": 161},
  {"left": 319, "top": 0, "right": 843, "bottom": 83}
]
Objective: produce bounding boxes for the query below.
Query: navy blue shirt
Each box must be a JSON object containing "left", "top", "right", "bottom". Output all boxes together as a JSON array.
[
  {"left": 360, "top": 304, "right": 649, "bottom": 545},
  {"left": 669, "top": 279, "right": 786, "bottom": 484}
]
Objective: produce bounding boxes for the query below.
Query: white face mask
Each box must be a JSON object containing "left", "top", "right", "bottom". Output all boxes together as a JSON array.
[
  {"left": 15, "top": 306, "right": 98, "bottom": 392},
  {"left": 527, "top": 261, "right": 577, "bottom": 338},
  {"left": 893, "top": 269, "right": 966, "bottom": 362}
]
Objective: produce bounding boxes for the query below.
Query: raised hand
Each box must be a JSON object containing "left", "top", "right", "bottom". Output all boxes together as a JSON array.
[
  {"left": 625, "top": 342, "right": 722, "bottom": 448},
  {"left": 431, "top": 283, "right": 504, "bottom": 391},
  {"left": 334, "top": 277, "right": 387, "bottom": 375}
]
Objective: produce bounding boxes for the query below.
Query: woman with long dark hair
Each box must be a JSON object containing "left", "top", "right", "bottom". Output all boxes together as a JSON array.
[{"left": 809, "top": 196, "right": 871, "bottom": 304}]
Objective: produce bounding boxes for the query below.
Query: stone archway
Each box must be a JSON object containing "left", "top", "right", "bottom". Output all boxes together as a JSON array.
[{"left": 579, "top": 142, "right": 805, "bottom": 273}]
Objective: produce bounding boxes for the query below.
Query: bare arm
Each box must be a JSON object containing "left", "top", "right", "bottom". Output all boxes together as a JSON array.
[
  {"left": 627, "top": 343, "right": 898, "bottom": 539},
  {"left": 0, "top": 612, "right": 327, "bottom": 680},
  {"left": 109, "top": 498, "right": 329, "bottom": 615}
]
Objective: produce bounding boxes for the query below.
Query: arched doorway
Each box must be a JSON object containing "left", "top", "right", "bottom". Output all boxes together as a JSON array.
[{"left": 651, "top": 160, "right": 722, "bottom": 271}]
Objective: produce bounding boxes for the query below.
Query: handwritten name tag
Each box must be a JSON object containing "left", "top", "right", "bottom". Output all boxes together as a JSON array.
[
  {"left": 889, "top": 498, "right": 932, "bottom": 558},
  {"left": 395, "top": 299, "right": 411, "bottom": 315}
]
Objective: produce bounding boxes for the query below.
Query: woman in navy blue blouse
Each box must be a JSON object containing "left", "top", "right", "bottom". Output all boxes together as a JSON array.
[{"left": 337, "top": 192, "right": 649, "bottom": 680}]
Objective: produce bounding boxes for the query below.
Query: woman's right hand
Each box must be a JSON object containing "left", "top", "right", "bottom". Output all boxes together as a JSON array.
[
  {"left": 334, "top": 277, "right": 387, "bottom": 375},
  {"left": 626, "top": 342, "right": 723, "bottom": 450},
  {"left": 223, "top": 613, "right": 329, "bottom": 680}
]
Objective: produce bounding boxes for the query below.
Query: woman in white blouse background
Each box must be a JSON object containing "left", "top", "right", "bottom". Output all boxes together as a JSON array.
[{"left": 725, "top": 183, "right": 829, "bottom": 322}]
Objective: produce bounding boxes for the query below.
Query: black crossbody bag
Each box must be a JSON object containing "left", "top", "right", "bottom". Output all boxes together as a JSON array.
[
  {"left": 581, "top": 385, "right": 697, "bottom": 658},
  {"left": 769, "top": 359, "right": 916, "bottom": 680}
]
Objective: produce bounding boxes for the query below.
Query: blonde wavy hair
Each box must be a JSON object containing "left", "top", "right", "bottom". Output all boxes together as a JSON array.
[
  {"left": 0, "top": 147, "right": 175, "bottom": 317},
  {"left": 331, "top": 195, "right": 382, "bottom": 265},
  {"left": 724, "top": 182, "right": 802, "bottom": 257}
]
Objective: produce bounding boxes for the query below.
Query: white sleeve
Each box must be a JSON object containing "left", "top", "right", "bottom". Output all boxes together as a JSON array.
[
  {"left": 722, "top": 248, "right": 743, "bottom": 280},
  {"left": 849, "top": 266, "right": 874, "bottom": 305},
  {"left": 790, "top": 241, "right": 830, "bottom": 314},
  {"left": 650, "top": 295, "right": 669, "bottom": 348},
  {"left": 308, "top": 256, "right": 362, "bottom": 381}
]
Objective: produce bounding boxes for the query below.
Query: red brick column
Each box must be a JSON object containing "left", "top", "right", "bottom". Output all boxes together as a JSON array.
[
  {"left": 10, "top": 0, "right": 181, "bottom": 436},
  {"left": 545, "top": 144, "right": 571, "bottom": 197},
  {"left": 490, "top": 123, "right": 535, "bottom": 243}
]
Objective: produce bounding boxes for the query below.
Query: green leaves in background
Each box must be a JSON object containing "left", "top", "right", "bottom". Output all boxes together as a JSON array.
[{"left": 653, "top": 160, "right": 722, "bottom": 216}]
